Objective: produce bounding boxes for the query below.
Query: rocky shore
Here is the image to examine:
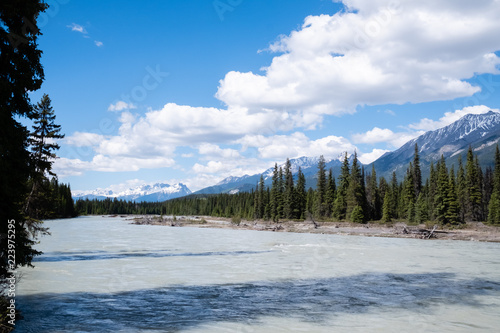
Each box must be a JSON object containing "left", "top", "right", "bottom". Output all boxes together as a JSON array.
[{"left": 127, "top": 215, "right": 500, "bottom": 242}]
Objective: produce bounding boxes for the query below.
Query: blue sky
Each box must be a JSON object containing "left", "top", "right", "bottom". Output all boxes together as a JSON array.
[{"left": 30, "top": 0, "right": 500, "bottom": 192}]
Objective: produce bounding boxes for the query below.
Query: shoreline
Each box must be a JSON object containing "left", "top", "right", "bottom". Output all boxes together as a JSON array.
[{"left": 125, "top": 215, "right": 500, "bottom": 243}]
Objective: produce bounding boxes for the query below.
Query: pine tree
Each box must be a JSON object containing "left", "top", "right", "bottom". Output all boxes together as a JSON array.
[
  {"left": 295, "top": 167, "right": 307, "bottom": 219},
  {"left": 382, "top": 190, "right": 393, "bottom": 222},
  {"left": 413, "top": 143, "right": 422, "bottom": 197},
  {"left": 403, "top": 163, "right": 415, "bottom": 221},
  {"left": 315, "top": 155, "right": 327, "bottom": 217},
  {"left": 415, "top": 191, "right": 429, "bottom": 223},
  {"left": 434, "top": 156, "right": 449, "bottom": 225},
  {"left": 445, "top": 166, "right": 460, "bottom": 225},
  {"left": 428, "top": 162, "right": 437, "bottom": 220},
  {"left": 333, "top": 152, "right": 350, "bottom": 220},
  {"left": 283, "top": 158, "right": 294, "bottom": 219},
  {"left": 366, "top": 164, "right": 381, "bottom": 221},
  {"left": 326, "top": 168, "right": 336, "bottom": 217},
  {"left": 1, "top": 0, "right": 49, "bottom": 282},
  {"left": 270, "top": 164, "right": 279, "bottom": 221},
  {"left": 488, "top": 145, "right": 500, "bottom": 225},
  {"left": 456, "top": 156, "right": 467, "bottom": 223},
  {"left": 346, "top": 152, "right": 365, "bottom": 222},
  {"left": 465, "top": 146, "right": 482, "bottom": 221},
  {"left": 24, "top": 94, "right": 65, "bottom": 220}
]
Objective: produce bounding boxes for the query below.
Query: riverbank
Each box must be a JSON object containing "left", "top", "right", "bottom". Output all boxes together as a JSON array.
[{"left": 127, "top": 215, "right": 500, "bottom": 242}]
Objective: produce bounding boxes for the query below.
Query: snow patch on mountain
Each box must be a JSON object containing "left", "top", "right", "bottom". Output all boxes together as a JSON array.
[{"left": 72, "top": 183, "right": 192, "bottom": 202}]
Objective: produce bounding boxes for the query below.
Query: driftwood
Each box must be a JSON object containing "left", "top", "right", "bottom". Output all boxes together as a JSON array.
[{"left": 400, "top": 224, "right": 444, "bottom": 239}]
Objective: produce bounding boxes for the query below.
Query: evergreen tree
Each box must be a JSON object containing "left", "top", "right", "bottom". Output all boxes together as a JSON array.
[
  {"left": 488, "top": 145, "right": 500, "bottom": 225},
  {"left": 295, "top": 167, "right": 307, "bottom": 219},
  {"left": 456, "top": 156, "right": 467, "bottom": 223},
  {"left": 270, "top": 164, "right": 279, "bottom": 221},
  {"left": 382, "top": 190, "right": 393, "bottom": 222},
  {"left": 283, "top": 158, "right": 294, "bottom": 219},
  {"left": 1, "top": 0, "right": 49, "bottom": 283},
  {"left": 465, "top": 146, "right": 482, "bottom": 221},
  {"left": 346, "top": 152, "right": 366, "bottom": 222},
  {"left": 25, "top": 94, "right": 65, "bottom": 220},
  {"left": 403, "top": 163, "right": 415, "bottom": 221},
  {"left": 314, "top": 155, "right": 327, "bottom": 217},
  {"left": 333, "top": 153, "right": 350, "bottom": 220},
  {"left": 415, "top": 191, "right": 429, "bottom": 223},
  {"left": 326, "top": 168, "right": 336, "bottom": 217},
  {"left": 413, "top": 143, "right": 422, "bottom": 197},
  {"left": 445, "top": 166, "right": 460, "bottom": 225},
  {"left": 428, "top": 161, "right": 437, "bottom": 221},
  {"left": 434, "top": 156, "right": 449, "bottom": 225},
  {"left": 366, "top": 164, "right": 381, "bottom": 221}
]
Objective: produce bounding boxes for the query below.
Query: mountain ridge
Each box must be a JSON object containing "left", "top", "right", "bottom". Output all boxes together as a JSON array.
[{"left": 72, "top": 183, "right": 192, "bottom": 202}]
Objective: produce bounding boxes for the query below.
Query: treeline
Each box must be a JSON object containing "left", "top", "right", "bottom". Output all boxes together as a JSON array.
[
  {"left": 75, "top": 192, "right": 255, "bottom": 218},
  {"left": 77, "top": 144, "right": 500, "bottom": 226},
  {"left": 27, "top": 178, "right": 77, "bottom": 219}
]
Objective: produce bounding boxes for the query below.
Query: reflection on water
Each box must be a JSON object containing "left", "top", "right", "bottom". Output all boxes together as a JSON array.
[{"left": 16, "top": 216, "right": 500, "bottom": 332}]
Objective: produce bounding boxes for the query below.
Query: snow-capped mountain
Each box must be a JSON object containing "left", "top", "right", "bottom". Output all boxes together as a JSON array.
[
  {"left": 72, "top": 183, "right": 192, "bottom": 203},
  {"left": 373, "top": 111, "right": 500, "bottom": 180}
]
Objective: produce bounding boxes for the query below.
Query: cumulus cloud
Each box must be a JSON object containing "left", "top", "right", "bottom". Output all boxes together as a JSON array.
[
  {"left": 94, "top": 40, "right": 103, "bottom": 47},
  {"left": 216, "top": 0, "right": 500, "bottom": 117},
  {"left": 53, "top": 155, "right": 175, "bottom": 176},
  {"left": 65, "top": 132, "right": 106, "bottom": 147},
  {"left": 358, "top": 148, "right": 390, "bottom": 164},
  {"left": 237, "top": 132, "right": 357, "bottom": 160}
]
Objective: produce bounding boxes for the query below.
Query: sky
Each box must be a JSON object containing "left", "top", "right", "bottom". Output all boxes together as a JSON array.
[{"left": 29, "top": 0, "right": 500, "bottom": 193}]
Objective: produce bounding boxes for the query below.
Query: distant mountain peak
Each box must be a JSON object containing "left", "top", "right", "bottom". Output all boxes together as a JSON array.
[{"left": 72, "top": 182, "right": 192, "bottom": 202}]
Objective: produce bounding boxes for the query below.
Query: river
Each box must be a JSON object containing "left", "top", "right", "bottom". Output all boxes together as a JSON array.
[{"left": 16, "top": 216, "right": 500, "bottom": 332}]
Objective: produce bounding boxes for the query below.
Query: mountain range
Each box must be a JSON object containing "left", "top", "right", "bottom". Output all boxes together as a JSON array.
[
  {"left": 72, "top": 183, "right": 192, "bottom": 202},
  {"left": 73, "top": 111, "right": 500, "bottom": 202}
]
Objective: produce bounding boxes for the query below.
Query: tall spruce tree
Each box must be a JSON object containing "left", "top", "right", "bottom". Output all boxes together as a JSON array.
[
  {"left": 295, "top": 167, "right": 307, "bottom": 219},
  {"left": 382, "top": 190, "right": 393, "bottom": 222},
  {"left": 488, "top": 145, "right": 500, "bottom": 225},
  {"left": 326, "top": 168, "right": 336, "bottom": 217},
  {"left": 413, "top": 143, "right": 422, "bottom": 197},
  {"left": 445, "top": 166, "right": 460, "bottom": 225},
  {"left": 283, "top": 158, "right": 294, "bottom": 219},
  {"left": 315, "top": 155, "right": 327, "bottom": 217},
  {"left": 465, "top": 146, "right": 482, "bottom": 221},
  {"left": 346, "top": 152, "right": 365, "bottom": 222},
  {"left": 434, "top": 156, "right": 449, "bottom": 225},
  {"left": 25, "top": 94, "right": 64, "bottom": 220},
  {"left": 270, "top": 164, "right": 279, "bottom": 221},
  {"left": 456, "top": 156, "right": 467, "bottom": 223},
  {"left": 333, "top": 153, "right": 350, "bottom": 220},
  {"left": 1, "top": 0, "right": 49, "bottom": 283}
]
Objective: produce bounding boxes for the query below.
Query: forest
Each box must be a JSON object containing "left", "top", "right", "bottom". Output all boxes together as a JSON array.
[{"left": 76, "top": 144, "right": 500, "bottom": 226}]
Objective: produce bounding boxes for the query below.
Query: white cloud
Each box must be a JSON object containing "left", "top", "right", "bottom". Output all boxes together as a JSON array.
[
  {"left": 410, "top": 105, "right": 500, "bottom": 131},
  {"left": 352, "top": 126, "right": 425, "bottom": 148},
  {"left": 65, "top": 132, "right": 106, "bottom": 147},
  {"left": 238, "top": 132, "right": 356, "bottom": 160},
  {"left": 67, "top": 23, "right": 87, "bottom": 34},
  {"left": 53, "top": 155, "right": 175, "bottom": 176},
  {"left": 215, "top": 0, "right": 500, "bottom": 117},
  {"left": 108, "top": 101, "right": 136, "bottom": 112},
  {"left": 198, "top": 143, "right": 242, "bottom": 160},
  {"left": 359, "top": 148, "right": 390, "bottom": 164},
  {"left": 94, "top": 40, "right": 103, "bottom": 47}
]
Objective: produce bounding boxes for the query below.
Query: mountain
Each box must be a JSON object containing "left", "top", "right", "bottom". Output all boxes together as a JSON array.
[
  {"left": 373, "top": 111, "right": 500, "bottom": 180},
  {"left": 194, "top": 154, "right": 352, "bottom": 195},
  {"left": 72, "top": 183, "right": 192, "bottom": 202}
]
